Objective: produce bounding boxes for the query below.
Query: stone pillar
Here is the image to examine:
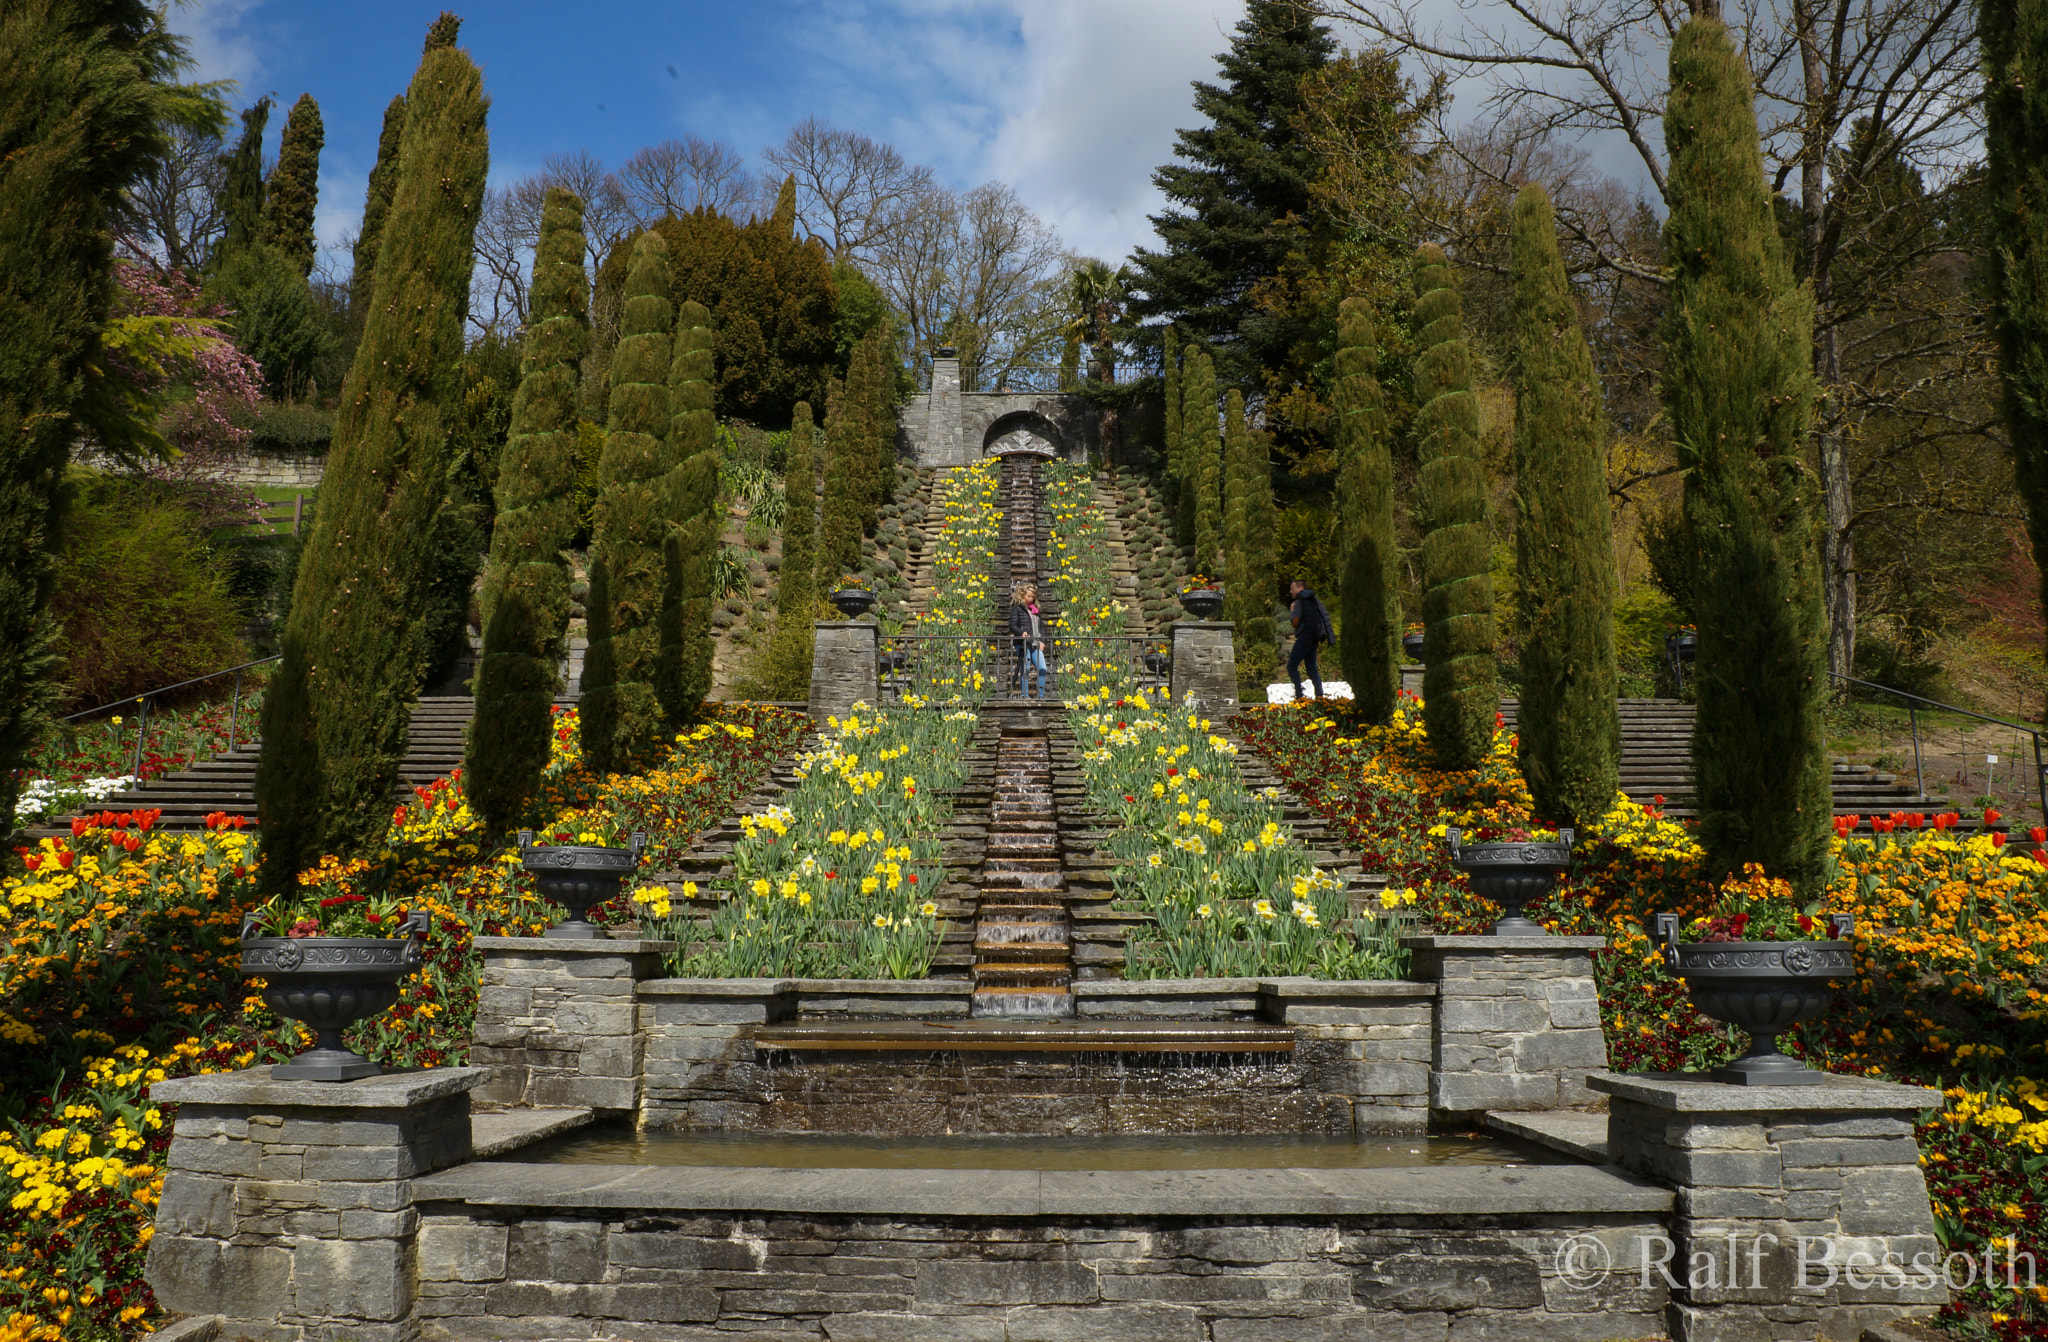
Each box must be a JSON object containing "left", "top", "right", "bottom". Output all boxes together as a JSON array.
[
  {"left": 470, "top": 937, "right": 673, "bottom": 1112},
  {"left": 1168, "top": 620, "right": 1236, "bottom": 711},
  {"left": 809, "top": 620, "right": 878, "bottom": 722},
  {"left": 146, "top": 1066, "right": 487, "bottom": 1342},
  {"left": 1403, "top": 934, "right": 1610, "bottom": 1118},
  {"left": 927, "top": 348, "right": 962, "bottom": 466},
  {"left": 1590, "top": 1071, "right": 1947, "bottom": 1342}
]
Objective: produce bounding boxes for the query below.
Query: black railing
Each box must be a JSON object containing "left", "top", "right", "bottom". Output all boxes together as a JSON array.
[
  {"left": 59, "top": 654, "right": 282, "bottom": 786},
  {"left": 1829, "top": 672, "right": 2045, "bottom": 823}
]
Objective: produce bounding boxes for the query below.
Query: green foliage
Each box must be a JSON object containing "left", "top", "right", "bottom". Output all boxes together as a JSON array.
[
  {"left": 1333, "top": 295, "right": 1399, "bottom": 723},
  {"left": 778, "top": 400, "right": 818, "bottom": 616},
  {"left": 1982, "top": 0, "right": 2048, "bottom": 625},
  {"left": 817, "top": 375, "right": 861, "bottom": 582},
  {"left": 1274, "top": 507, "right": 1340, "bottom": 597},
  {"left": 572, "top": 417, "right": 604, "bottom": 542},
  {"left": 262, "top": 93, "right": 322, "bottom": 276},
  {"left": 207, "top": 243, "right": 331, "bottom": 400},
  {"left": 1412, "top": 243, "right": 1497, "bottom": 770},
  {"left": 832, "top": 260, "right": 903, "bottom": 390},
  {"left": 1661, "top": 18, "right": 1828, "bottom": 890},
  {"left": 1223, "top": 390, "right": 1278, "bottom": 692},
  {"left": 582, "top": 231, "right": 674, "bottom": 774},
  {"left": 349, "top": 93, "right": 406, "bottom": 336},
  {"left": 737, "top": 594, "right": 817, "bottom": 701},
  {"left": 254, "top": 26, "right": 489, "bottom": 890},
  {"left": 659, "top": 298, "right": 718, "bottom": 725},
  {"left": 49, "top": 473, "right": 245, "bottom": 710},
  {"left": 469, "top": 187, "right": 588, "bottom": 837},
  {"left": 0, "top": 0, "right": 182, "bottom": 825},
  {"left": 1509, "top": 184, "right": 1619, "bottom": 827},
  {"left": 212, "top": 96, "right": 269, "bottom": 268},
  {"left": 248, "top": 401, "right": 333, "bottom": 454},
  {"left": 1162, "top": 326, "right": 1183, "bottom": 481},
  {"left": 1185, "top": 349, "right": 1222, "bottom": 575},
  {"left": 1640, "top": 505, "right": 1695, "bottom": 619},
  {"left": 598, "top": 207, "right": 837, "bottom": 427},
  {"left": 1126, "top": 0, "right": 1336, "bottom": 391}
]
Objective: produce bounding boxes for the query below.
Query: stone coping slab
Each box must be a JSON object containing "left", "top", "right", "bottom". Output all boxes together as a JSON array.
[
  {"left": 639, "top": 978, "right": 797, "bottom": 996},
  {"left": 1258, "top": 976, "right": 1437, "bottom": 999},
  {"left": 473, "top": 937, "right": 676, "bottom": 954},
  {"left": 1074, "top": 978, "right": 1266, "bottom": 996},
  {"left": 414, "top": 1159, "right": 1671, "bottom": 1218},
  {"left": 752, "top": 1019, "right": 1296, "bottom": 1052},
  {"left": 150, "top": 1064, "right": 490, "bottom": 1108},
  {"left": 1484, "top": 1110, "right": 1610, "bottom": 1164},
  {"left": 1402, "top": 935, "right": 1607, "bottom": 951},
  {"left": 470, "top": 1107, "right": 594, "bottom": 1158},
  {"left": 1589, "top": 1070, "right": 1941, "bottom": 1112}
]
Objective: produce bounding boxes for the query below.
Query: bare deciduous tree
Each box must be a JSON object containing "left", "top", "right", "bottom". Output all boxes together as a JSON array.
[
  {"left": 617, "top": 134, "right": 758, "bottom": 223},
  {"left": 763, "top": 116, "right": 936, "bottom": 260},
  {"left": 119, "top": 121, "right": 228, "bottom": 274},
  {"left": 1319, "top": 0, "right": 1990, "bottom": 673},
  {"left": 471, "top": 151, "right": 636, "bottom": 333}
]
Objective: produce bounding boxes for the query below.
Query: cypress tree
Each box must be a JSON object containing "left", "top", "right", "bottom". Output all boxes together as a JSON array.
[
  {"left": 254, "top": 18, "right": 488, "bottom": 888},
  {"left": 863, "top": 328, "right": 898, "bottom": 507},
  {"left": 779, "top": 401, "right": 819, "bottom": 616},
  {"left": 817, "top": 374, "right": 861, "bottom": 585},
  {"left": 214, "top": 96, "right": 270, "bottom": 267},
  {"left": 1511, "top": 184, "right": 1620, "bottom": 827},
  {"left": 1162, "top": 326, "right": 1183, "bottom": 484},
  {"left": 582, "top": 232, "right": 675, "bottom": 773},
  {"left": 1187, "top": 350, "right": 1222, "bottom": 577},
  {"left": 1983, "top": 0, "right": 2048, "bottom": 625},
  {"left": 1412, "top": 243, "right": 1496, "bottom": 771},
  {"left": 467, "top": 186, "right": 588, "bottom": 837},
  {"left": 349, "top": 94, "right": 406, "bottom": 330},
  {"left": 0, "top": 0, "right": 175, "bottom": 827},
  {"left": 263, "top": 92, "right": 322, "bottom": 276},
  {"left": 1223, "top": 388, "right": 1251, "bottom": 600},
  {"left": 1663, "top": 18, "right": 1827, "bottom": 889},
  {"left": 1334, "top": 296, "right": 1399, "bottom": 723},
  {"left": 659, "top": 298, "right": 718, "bottom": 723}
]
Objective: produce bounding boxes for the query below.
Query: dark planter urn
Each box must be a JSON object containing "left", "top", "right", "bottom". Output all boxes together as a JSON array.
[
  {"left": 1143, "top": 650, "right": 1169, "bottom": 678},
  {"left": 1178, "top": 588, "right": 1223, "bottom": 620},
  {"left": 831, "top": 588, "right": 876, "bottom": 617},
  {"left": 1656, "top": 912, "right": 1855, "bottom": 1085},
  {"left": 240, "top": 910, "right": 428, "bottom": 1081},
  {"left": 518, "top": 830, "right": 647, "bottom": 939},
  {"left": 1402, "top": 632, "right": 1426, "bottom": 661},
  {"left": 1665, "top": 631, "right": 1698, "bottom": 663},
  {"left": 1447, "top": 827, "right": 1575, "bottom": 936}
]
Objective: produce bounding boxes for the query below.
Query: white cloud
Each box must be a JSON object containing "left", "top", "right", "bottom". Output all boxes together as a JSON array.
[{"left": 170, "top": 0, "right": 269, "bottom": 94}]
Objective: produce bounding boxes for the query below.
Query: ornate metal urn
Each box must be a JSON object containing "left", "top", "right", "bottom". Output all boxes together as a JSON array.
[
  {"left": 831, "top": 588, "right": 877, "bottom": 617},
  {"left": 239, "top": 909, "right": 428, "bottom": 1081},
  {"left": 1178, "top": 588, "right": 1223, "bottom": 620},
  {"left": 518, "top": 830, "right": 648, "bottom": 938},
  {"left": 1447, "top": 827, "right": 1575, "bottom": 936},
  {"left": 1656, "top": 912, "right": 1855, "bottom": 1085}
]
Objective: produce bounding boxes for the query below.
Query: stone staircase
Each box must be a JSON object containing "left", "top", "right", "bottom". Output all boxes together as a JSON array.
[
  {"left": 27, "top": 696, "right": 479, "bottom": 836},
  {"left": 971, "top": 712, "right": 1074, "bottom": 1016}
]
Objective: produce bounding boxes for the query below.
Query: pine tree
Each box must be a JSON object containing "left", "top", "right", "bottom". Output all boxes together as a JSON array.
[
  {"left": 817, "top": 374, "right": 861, "bottom": 586},
  {"left": 0, "top": 0, "right": 176, "bottom": 827},
  {"left": 580, "top": 231, "right": 674, "bottom": 774},
  {"left": 263, "top": 93, "right": 322, "bottom": 276},
  {"left": 1334, "top": 296, "right": 1399, "bottom": 723},
  {"left": 1162, "top": 326, "right": 1183, "bottom": 484},
  {"left": 467, "top": 186, "right": 588, "bottom": 837},
  {"left": 1187, "top": 350, "right": 1223, "bottom": 581},
  {"left": 254, "top": 18, "right": 488, "bottom": 888},
  {"left": 1663, "top": 18, "right": 1828, "bottom": 889},
  {"left": 1511, "top": 184, "right": 1619, "bottom": 827},
  {"left": 659, "top": 298, "right": 718, "bottom": 724},
  {"left": 1983, "top": 0, "right": 2048, "bottom": 625},
  {"left": 1412, "top": 243, "right": 1496, "bottom": 771},
  {"left": 1127, "top": 0, "right": 1336, "bottom": 389},
  {"left": 349, "top": 94, "right": 406, "bottom": 330},
  {"left": 779, "top": 401, "right": 819, "bottom": 616},
  {"left": 213, "top": 96, "right": 270, "bottom": 267}
]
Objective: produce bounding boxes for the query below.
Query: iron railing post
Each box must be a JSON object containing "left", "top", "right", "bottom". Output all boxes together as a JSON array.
[
  {"left": 130, "top": 696, "right": 149, "bottom": 789},
  {"left": 1909, "top": 703, "right": 1923, "bottom": 800},
  {"left": 229, "top": 668, "right": 243, "bottom": 752}
]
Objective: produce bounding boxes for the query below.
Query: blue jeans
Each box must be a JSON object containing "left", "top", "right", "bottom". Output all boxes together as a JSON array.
[
  {"left": 1017, "top": 642, "right": 1048, "bottom": 698},
  {"left": 1288, "top": 637, "right": 1323, "bottom": 698}
]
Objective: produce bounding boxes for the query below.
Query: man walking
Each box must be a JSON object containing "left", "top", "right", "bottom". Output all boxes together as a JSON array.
[{"left": 1287, "top": 579, "right": 1330, "bottom": 701}]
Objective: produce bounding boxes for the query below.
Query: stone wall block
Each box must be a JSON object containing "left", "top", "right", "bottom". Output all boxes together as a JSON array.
[
  {"left": 291, "top": 1236, "right": 414, "bottom": 1321},
  {"left": 418, "top": 1221, "right": 509, "bottom": 1282},
  {"left": 145, "top": 1236, "right": 293, "bottom": 1321},
  {"left": 508, "top": 1219, "right": 608, "bottom": 1282},
  {"left": 915, "top": 1259, "right": 1101, "bottom": 1306}
]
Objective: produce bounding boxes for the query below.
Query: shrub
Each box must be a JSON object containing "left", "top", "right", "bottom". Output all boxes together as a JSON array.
[
  {"left": 50, "top": 474, "right": 246, "bottom": 710},
  {"left": 245, "top": 401, "right": 334, "bottom": 456}
]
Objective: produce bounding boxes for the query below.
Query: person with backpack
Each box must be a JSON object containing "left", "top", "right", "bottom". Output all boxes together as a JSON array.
[
  {"left": 1008, "top": 582, "right": 1049, "bottom": 700},
  {"left": 1287, "top": 579, "right": 1331, "bottom": 701}
]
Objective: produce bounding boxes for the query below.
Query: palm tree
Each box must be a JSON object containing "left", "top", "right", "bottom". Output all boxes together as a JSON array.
[{"left": 1064, "top": 259, "right": 1130, "bottom": 384}]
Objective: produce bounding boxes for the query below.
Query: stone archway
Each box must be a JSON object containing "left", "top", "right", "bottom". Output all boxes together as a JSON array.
[{"left": 981, "top": 410, "right": 1065, "bottom": 459}]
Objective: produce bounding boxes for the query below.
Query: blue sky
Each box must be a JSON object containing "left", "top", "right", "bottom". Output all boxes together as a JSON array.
[{"left": 171, "top": 0, "right": 1252, "bottom": 277}]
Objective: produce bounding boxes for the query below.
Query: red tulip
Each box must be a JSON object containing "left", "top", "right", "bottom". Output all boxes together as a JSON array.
[
  {"left": 1990, "top": 832, "right": 2007, "bottom": 848},
  {"left": 1985, "top": 808, "right": 2002, "bottom": 825},
  {"left": 2031, "top": 827, "right": 2046, "bottom": 845}
]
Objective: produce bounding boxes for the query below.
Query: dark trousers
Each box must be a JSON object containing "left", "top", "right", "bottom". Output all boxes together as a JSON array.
[{"left": 1288, "top": 637, "right": 1323, "bottom": 698}]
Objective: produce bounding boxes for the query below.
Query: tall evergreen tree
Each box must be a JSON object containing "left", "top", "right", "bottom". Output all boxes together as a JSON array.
[
  {"left": 1510, "top": 184, "right": 1619, "bottom": 827},
  {"left": 254, "top": 18, "right": 488, "bottom": 888},
  {"left": 263, "top": 92, "right": 322, "bottom": 276},
  {"left": 863, "top": 328, "right": 899, "bottom": 506},
  {"left": 1983, "top": 0, "right": 2048, "bottom": 627},
  {"left": 1162, "top": 326, "right": 1183, "bottom": 483},
  {"left": 1223, "top": 388, "right": 1251, "bottom": 601},
  {"left": 1334, "top": 296, "right": 1399, "bottom": 723},
  {"left": 349, "top": 93, "right": 406, "bottom": 331},
  {"left": 1663, "top": 18, "right": 1828, "bottom": 889},
  {"left": 1127, "top": 0, "right": 1335, "bottom": 390},
  {"left": 467, "top": 186, "right": 588, "bottom": 837},
  {"left": 1187, "top": 350, "right": 1223, "bottom": 575},
  {"left": 817, "top": 374, "right": 861, "bottom": 585},
  {"left": 659, "top": 298, "right": 718, "bottom": 724},
  {"left": 779, "top": 401, "right": 819, "bottom": 615},
  {"left": 213, "top": 96, "right": 271, "bottom": 267},
  {"left": 0, "top": 0, "right": 177, "bottom": 826},
  {"left": 1224, "top": 391, "right": 1278, "bottom": 689},
  {"left": 1412, "top": 243, "right": 1496, "bottom": 771},
  {"left": 580, "top": 231, "right": 674, "bottom": 774}
]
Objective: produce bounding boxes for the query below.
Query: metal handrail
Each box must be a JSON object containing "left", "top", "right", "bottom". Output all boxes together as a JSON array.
[
  {"left": 1828, "top": 671, "right": 2045, "bottom": 824},
  {"left": 58, "top": 653, "right": 282, "bottom": 787}
]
